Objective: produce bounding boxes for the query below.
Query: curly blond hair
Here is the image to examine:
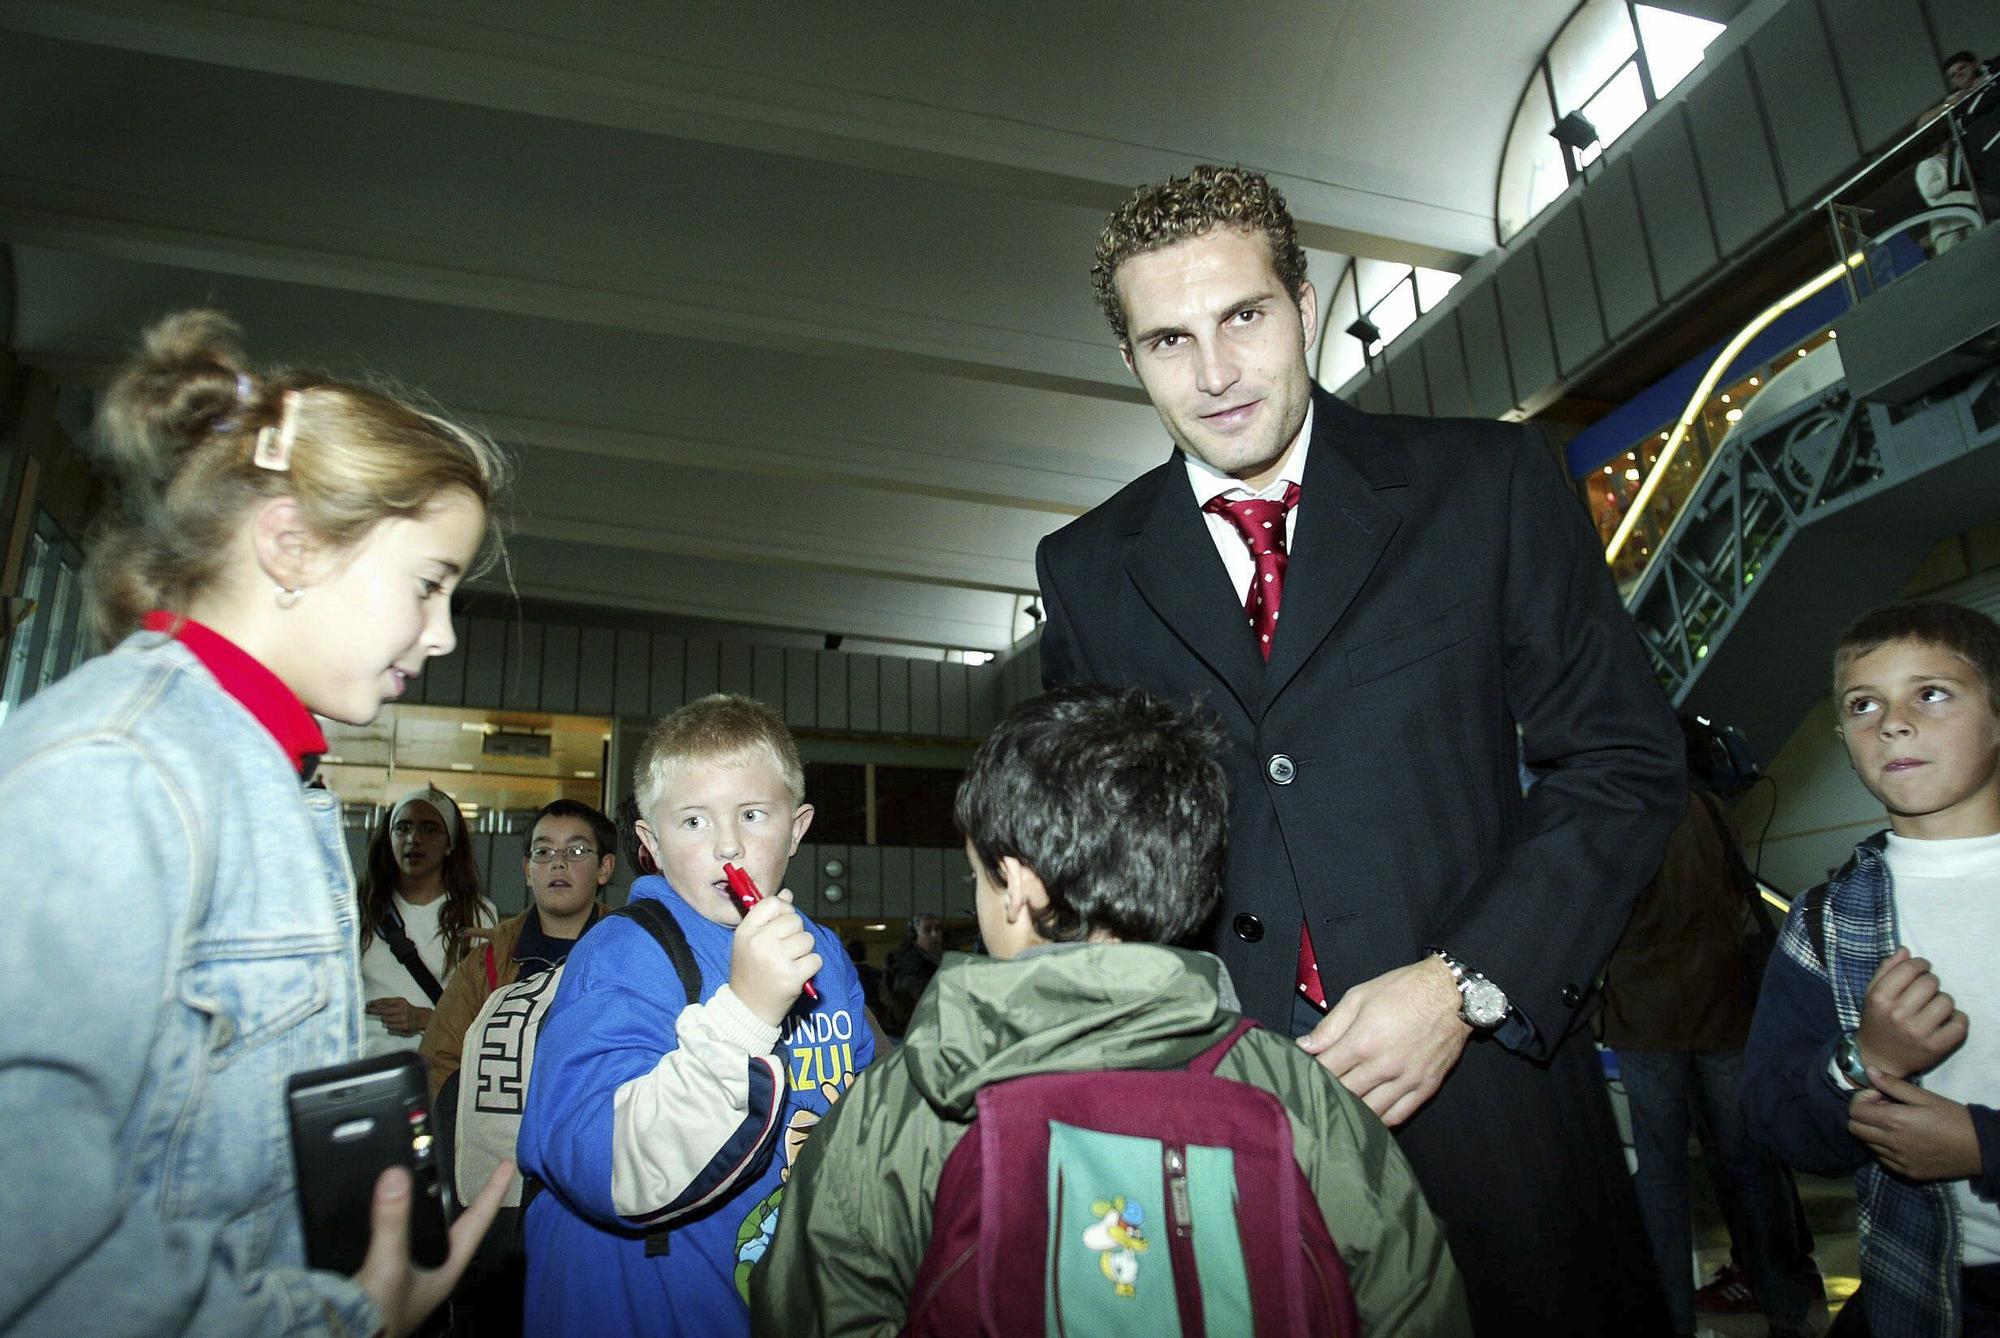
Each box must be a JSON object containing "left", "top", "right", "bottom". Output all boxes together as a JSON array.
[{"left": 1091, "top": 164, "right": 1310, "bottom": 344}]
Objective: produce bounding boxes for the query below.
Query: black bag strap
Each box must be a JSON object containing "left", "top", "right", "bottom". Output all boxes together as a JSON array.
[
  {"left": 377, "top": 903, "right": 445, "bottom": 1004},
  {"left": 521, "top": 898, "right": 703, "bottom": 1257},
  {"left": 1696, "top": 790, "right": 1777, "bottom": 950},
  {"left": 610, "top": 899, "right": 704, "bottom": 1005}
]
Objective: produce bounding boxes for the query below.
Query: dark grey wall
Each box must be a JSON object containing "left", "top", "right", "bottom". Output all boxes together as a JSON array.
[{"left": 1345, "top": 0, "right": 1982, "bottom": 421}]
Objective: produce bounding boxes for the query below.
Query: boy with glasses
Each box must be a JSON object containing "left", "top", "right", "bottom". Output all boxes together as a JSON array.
[{"left": 421, "top": 798, "right": 616, "bottom": 1097}]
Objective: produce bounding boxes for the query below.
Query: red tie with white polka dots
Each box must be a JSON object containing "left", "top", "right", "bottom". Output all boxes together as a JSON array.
[
  {"left": 1204, "top": 481, "right": 1327, "bottom": 1010},
  {"left": 1203, "top": 482, "right": 1302, "bottom": 661}
]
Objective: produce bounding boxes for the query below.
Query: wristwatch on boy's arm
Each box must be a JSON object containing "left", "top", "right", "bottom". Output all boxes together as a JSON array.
[{"left": 1830, "top": 1033, "right": 1873, "bottom": 1094}]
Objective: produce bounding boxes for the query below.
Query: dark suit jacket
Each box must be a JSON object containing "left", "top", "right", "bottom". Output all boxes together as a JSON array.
[{"left": 1035, "top": 387, "right": 1684, "bottom": 1331}]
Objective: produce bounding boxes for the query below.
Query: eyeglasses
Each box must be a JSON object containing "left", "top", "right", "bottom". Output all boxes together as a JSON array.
[
  {"left": 529, "top": 843, "right": 600, "bottom": 865},
  {"left": 392, "top": 819, "right": 447, "bottom": 839}
]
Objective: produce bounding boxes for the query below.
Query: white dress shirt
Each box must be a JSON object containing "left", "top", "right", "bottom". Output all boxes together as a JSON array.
[{"left": 1183, "top": 403, "right": 1315, "bottom": 603}]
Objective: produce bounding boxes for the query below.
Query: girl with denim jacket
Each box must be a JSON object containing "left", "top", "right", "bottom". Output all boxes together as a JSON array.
[{"left": 0, "top": 311, "right": 513, "bottom": 1337}]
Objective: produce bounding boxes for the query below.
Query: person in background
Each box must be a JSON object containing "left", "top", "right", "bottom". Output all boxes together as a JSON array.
[
  {"left": 358, "top": 785, "right": 497, "bottom": 1057},
  {"left": 885, "top": 913, "right": 944, "bottom": 1020},
  {"left": 1599, "top": 719, "right": 1814, "bottom": 1338},
  {"left": 420, "top": 797, "right": 616, "bottom": 1097},
  {"left": 0, "top": 309, "right": 511, "bottom": 1335}
]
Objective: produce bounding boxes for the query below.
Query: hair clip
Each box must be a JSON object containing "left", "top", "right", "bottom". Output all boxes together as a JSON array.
[
  {"left": 234, "top": 372, "right": 255, "bottom": 404},
  {"left": 253, "top": 389, "right": 301, "bottom": 472}
]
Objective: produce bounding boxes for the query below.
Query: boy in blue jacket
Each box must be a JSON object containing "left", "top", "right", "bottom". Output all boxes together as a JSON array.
[
  {"left": 518, "top": 694, "right": 873, "bottom": 1336},
  {"left": 1743, "top": 601, "right": 2000, "bottom": 1336}
]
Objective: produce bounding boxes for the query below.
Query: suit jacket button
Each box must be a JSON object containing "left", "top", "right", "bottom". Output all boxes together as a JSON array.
[
  {"left": 1560, "top": 983, "right": 1582, "bottom": 1008},
  {"left": 1232, "top": 913, "right": 1264, "bottom": 943},
  {"left": 1266, "top": 754, "right": 1296, "bottom": 784}
]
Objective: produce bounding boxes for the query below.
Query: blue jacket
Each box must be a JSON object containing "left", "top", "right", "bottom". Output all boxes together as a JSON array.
[
  {"left": 518, "top": 874, "right": 873, "bottom": 1337},
  {"left": 0, "top": 632, "right": 376, "bottom": 1336}
]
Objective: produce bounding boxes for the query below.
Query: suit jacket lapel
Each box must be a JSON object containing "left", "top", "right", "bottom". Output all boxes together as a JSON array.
[
  {"left": 1264, "top": 392, "right": 1405, "bottom": 706},
  {"left": 1124, "top": 461, "right": 1267, "bottom": 715}
]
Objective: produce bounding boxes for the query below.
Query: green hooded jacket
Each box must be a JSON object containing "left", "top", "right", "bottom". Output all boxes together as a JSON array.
[{"left": 749, "top": 942, "right": 1470, "bottom": 1336}]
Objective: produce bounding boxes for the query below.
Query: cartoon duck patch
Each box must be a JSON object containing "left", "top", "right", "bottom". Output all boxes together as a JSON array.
[{"left": 1081, "top": 1196, "right": 1149, "bottom": 1297}]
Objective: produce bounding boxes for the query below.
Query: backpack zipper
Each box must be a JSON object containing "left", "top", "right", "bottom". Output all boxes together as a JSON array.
[{"left": 1162, "top": 1144, "right": 1206, "bottom": 1334}]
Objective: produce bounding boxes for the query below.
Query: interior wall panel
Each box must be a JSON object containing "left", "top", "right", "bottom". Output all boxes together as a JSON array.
[
  {"left": 845, "top": 845, "right": 883, "bottom": 918},
  {"left": 785, "top": 648, "right": 817, "bottom": 726},
  {"left": 968, "top": 662, "right": 1000, "bottom": 735},
  {"left": 1352, "top": 374, "right": 1392, "bottom": 415},
  {"left": 751, "top": 643, "right": 786, "bottom": 711},
  {"left": 463, "top": 615, "right": 506, "bottom": 710},
  {"left": 879, "top": 845, "right": 913, "bottom": 922},
  {"left": 1385, "top": 344, "right": 1432, "bottom": 416},
  {"left": 1922, "top": 0, "right": 2000, "bottom": 59},
  {"left": 817, "top": 653, "right": 850, "bottom": 730},
  {"left": 1686, "top": 50, "right": 1787, "bottom": 257},
  {"left": 427, "top": 614, "right": 470, "bottom": 706},
  {"left": 718, "top": 641, "right": 754, "bottom": 698},
  {"left": 1748, "top": 2, "right": 1861, "bottom": 206},
  {"left": 1579, "top": 158, "right": 1660, "bottom": 340},
  {"left": 939, "top": 662, "right": 970, "bottom": 737},
  {"left": 1628, "top": 112, "right": 1720, "bottom": 300},
  {"left": 648, "top": 633, "right": 684, "bottom": 715},
  {"left": 686, "top": 639, "right": 720, "bottom": 699},
  {"left": 1420, "top": 314, "right": 1473, "bottom": 420},
  {"left": 1826, "top": 0, "right": 1955, "bottom": 150},
  {"left": 612, "top": 629, "right": 650, "bottom": 717},
  {"left": 503, "top": 621, "right": 543, "bottom": 711},
  {"left": 540, "top": 624, "right": 580, "bottom": 713},
  {"left": 1456, "top": 284, "right": 1516, "bottom": 420},
  {"left": 878, "top": 656, "right": 910, "bottom": 734},
  {"left": 576, "top": 627, "right": 616, "bottom": 715},
  {"left": 847, "top": 652, "right": 881, "bottom": 731},
  {"left": 1535, "top": 206, "right": 1607, "bottom": 376},
  {"left": 1494, "top": 246, "right": 1558, "bottom": 403}
]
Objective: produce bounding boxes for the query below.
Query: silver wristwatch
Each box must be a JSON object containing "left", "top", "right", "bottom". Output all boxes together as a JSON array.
[
  {"left": 1432, "top": 950, "right": 1509, "bottom": 1030},
  {"left": 1833, "top": 1033, "right": 1872, "bottom": 1092}
]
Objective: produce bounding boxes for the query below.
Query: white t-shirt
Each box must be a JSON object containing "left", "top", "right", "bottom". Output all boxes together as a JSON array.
[
  {"left": 1886, "top": 830, "right": 2000, "bottom": 1266},
  {"left": 358, "top": 891, "right": 496, "bottom": 1058}
]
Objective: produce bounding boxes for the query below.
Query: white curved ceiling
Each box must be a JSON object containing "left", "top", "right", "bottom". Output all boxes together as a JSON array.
[{"left": 3, "top": 0, "right": 1577, "bottom": 653}]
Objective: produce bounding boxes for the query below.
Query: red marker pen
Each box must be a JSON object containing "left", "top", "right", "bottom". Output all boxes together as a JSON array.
[{"left": 723, "top": 862, "right": 819, "bottom": 1002}]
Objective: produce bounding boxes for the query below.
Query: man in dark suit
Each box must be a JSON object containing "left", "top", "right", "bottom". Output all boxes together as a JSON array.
[{"left": 1036, "top": 164, "right": 1685, "bottom": 1332}]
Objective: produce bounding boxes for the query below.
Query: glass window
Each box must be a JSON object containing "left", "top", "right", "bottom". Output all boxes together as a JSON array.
[
  {"left": 1575, "top": 61, "right": 1650, "bottom": 166},
  {"left": 803, "top": 761, "right": 868, "bottom": 844},
  {"left": 1550, "top": 0, "right": 1639, "bottom": 113},
  {"left": 1368, "top": 274, "right": 1420, "bottom": 347},
  {"left": 872, "top": 766, "right": 965, "bottom": 847},
  {"left": 1635, "top": 4, "right": 1725, "bottom": 98},
  {"left": 1317, "top": 263, "right": 1367, "bottom": 389},
  {"left": 0, "top": 530, "right": 53, "bottom": 728},
  {"left": 1498, "top": 74, "right": 1568, "bottom": 241},
  {"left": 1414, "top": 267, "right": 1463, "bottom": 312}
]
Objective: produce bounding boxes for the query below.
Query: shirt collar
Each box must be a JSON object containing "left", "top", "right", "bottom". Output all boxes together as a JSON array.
[
  {"left": 142, "top": 611, "right": 327, "bottom": 776},
  {"left": 1183, "top": 400, "right": 1314, "bottom": 506}
]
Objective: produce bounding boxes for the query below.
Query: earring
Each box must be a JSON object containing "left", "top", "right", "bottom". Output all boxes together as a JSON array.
[{"left": 275, "top": 585, "right": 305, "bottom": 610}]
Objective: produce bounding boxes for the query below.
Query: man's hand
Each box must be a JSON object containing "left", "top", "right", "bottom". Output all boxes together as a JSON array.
[
  {"left": 366, "top": 998, "right": 432, "bottom": 1037},
  {"left": 354, "top": 1158, "right": 513, "bottom": 1338},
  {"left": 1856, "top": 948, "right": 1967, "bottom": 1079},
  {"left": 730, "top": 889, "right": 823, "bottom": 1027},
  {"left": 1848, "top": 1070, "right": 1984, "bottom": 1182},
  {"left": 1297, "top": 956, "right": 1470, "bottom": 1128}
]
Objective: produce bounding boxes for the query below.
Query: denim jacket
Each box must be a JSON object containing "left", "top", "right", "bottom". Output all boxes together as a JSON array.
[{"left": 0, "top": 632, "right": 379, "bottom": 1336}]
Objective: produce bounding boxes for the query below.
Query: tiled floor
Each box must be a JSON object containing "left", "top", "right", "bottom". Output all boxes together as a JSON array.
[{"left": 1686, "top": 1162, "right": 1858, "bottom": 1336}]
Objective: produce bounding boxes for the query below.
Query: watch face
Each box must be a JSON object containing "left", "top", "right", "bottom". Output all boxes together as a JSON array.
[{"left": 1463, "top": 978, "right": 1509, "bottom": 1028}]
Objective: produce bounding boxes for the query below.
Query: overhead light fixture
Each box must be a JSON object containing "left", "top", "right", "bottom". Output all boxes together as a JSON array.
[
  {"left": 449, "top": 762, "right": 476, "bottom": 772},
  {"left": 1551, "top": 110, "right": 1600, "bottom": 153},
  {"left": 823, "top": 634, "right": 844, "bottom": 651},
  {"left": 1345, "top": 317, "right": 1382, "bottom": 349}
]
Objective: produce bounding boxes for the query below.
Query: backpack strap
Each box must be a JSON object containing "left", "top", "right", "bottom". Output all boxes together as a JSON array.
[
  {"left": 610, "top": 899, "right": 704, "bottom": 1005},
  {"left": 376, "top": 903, "right": 444, "bottom": 1004},
  {"left": 483, "top": 942, "right": 499, "bottom": 992},
  {"left": 1188, "top": 1016, "right": 1261, "bottom": 1075}
]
